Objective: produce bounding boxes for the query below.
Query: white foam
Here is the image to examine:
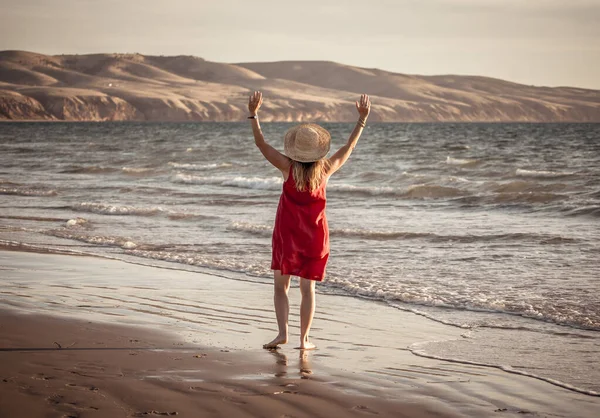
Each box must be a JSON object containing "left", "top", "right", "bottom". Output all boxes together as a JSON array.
[
  {"left": 324, "top": 276, "right": 599, "bottom": 331},
  {"left": 328, "top": 183, "right": 396, "bottom": 195},
  {"left": 172, "top": 174, "right": 465, "bottom": 200},
  {"left": 73, "top": 202, "right": 163, "bottom": 216},
  {"left": 173, "top": 174, "right": 282, "bottom": 190},
  {"left": 0, "top": 187, "right": 58, "bottom": 196},
  {"left": 516, "top": 168, "right": 575, "bottom": 178},
  {"left": 44, "top": 230, "right": 140, "bottom": 250},
  {"left": 66, "top": 218, "right": 88, "bottom": 227},
  {"left": 446, "top": 156, "right": 480, "bottom": 166},
  {"left": 121, "top": 167, "right": 155, "bottom": 174},
  {"left": 229, "top": 222, "right": 271, "bottom": 236},
  {"left": 122, "top": 241, "right": 137, "bottom": 249},
  {"left": 125, "top": 249, "right": 271, "bottom": 278},
  {"left": 331, "top": 228, "right": 429, "bottom": 240},
  {"left": 168, "top": 162, "right": 232, "bottom": 171}
]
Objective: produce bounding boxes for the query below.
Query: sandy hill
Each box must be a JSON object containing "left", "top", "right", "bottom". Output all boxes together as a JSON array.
[{"left": 0, "top": 51, "right": 598, "bottom": 122}]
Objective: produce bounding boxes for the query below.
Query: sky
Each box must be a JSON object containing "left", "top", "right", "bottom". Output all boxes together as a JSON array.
[{"left": 1, "top": 0, "right": 599, "bottom": 89}]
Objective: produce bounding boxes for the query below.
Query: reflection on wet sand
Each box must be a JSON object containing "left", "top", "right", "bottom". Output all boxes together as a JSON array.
[
  {"left": 270, "top": 349, "right": 287, "bottom": 378},
  {"left": 300, "top": 350, "right": 313, "bottom": 378},
  {"left": 268, "top": 349, "right": 313, "bottom": 380}
]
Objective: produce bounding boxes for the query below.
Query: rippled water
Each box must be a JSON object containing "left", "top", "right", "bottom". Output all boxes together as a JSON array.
[{"left": 1, "top": 122, "right": 599, "bottom": 394}]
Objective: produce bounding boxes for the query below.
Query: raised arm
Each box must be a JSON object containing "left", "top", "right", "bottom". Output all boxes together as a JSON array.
[
  {"left": 248, "top": 91, "right": 291, "bottom": 174},
  {"left": 327, "top": 94, "right": 371, "bottom": 176}
]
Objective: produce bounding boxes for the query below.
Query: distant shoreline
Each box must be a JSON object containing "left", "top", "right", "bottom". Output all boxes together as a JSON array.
[
  {"left": 1, "top": 119, "right": 598, "bottom": 124},
  {"left": 1, "top": 50, "right": 599, "bottom": 122}
]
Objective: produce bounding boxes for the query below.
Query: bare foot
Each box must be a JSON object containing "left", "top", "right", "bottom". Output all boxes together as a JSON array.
[
  {"left": 297, "top": 340, "right": 316, "bottom": 350},
  {"left": 263, "top": 335, "right": 287, "bottom": 349}
]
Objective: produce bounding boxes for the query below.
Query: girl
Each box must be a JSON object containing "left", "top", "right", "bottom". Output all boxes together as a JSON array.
[{"left": 248, "top": 91, "right": 371, "bottom": 350}]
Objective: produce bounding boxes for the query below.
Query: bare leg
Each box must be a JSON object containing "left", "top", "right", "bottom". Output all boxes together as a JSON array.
[
  {"left": 298, "top": 278, "right": 316, "bottom": 350},
  {"left": 263, "top": 270, "right": 291, "bottom": 349}
]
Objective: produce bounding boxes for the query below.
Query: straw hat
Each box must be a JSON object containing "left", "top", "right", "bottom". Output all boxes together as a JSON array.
[{"left": 284, "top": 124, "right": 331, "bottom": 163}]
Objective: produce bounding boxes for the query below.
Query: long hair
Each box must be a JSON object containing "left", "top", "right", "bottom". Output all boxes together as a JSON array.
[{"left": 291, "top": 159, "right": 329, "bottom": 193}]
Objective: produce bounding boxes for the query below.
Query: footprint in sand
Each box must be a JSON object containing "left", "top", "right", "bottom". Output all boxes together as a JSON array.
[
  {"left": 31, "top": 373, "right": 54, "bottom": 381},
  {"left": 65, "top": 383, "right": 99, "bottom": 392},
  {"left": 46, "top": 395, "right": 64, "bottom": 405},
  {"left": 273, "top": 390, "right": 299, "bottom": 395},
  {"left": 222, "top": 396, "right": 247, "bottom": 405},
  {"left": 189, "top": 386, "right": 220, "bottom": 394},
  {"left": 352, "top": 405, "right": 379, "bottom": 415}
]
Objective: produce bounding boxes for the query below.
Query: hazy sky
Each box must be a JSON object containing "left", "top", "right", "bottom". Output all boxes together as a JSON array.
[{"left": 1, "top": 0, "right": 599, "bottom": 89}]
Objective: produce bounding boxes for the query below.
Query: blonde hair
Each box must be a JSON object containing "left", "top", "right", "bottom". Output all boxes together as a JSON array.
[{"left": 292, "top": 159, "right": 329, "bottom": 193}]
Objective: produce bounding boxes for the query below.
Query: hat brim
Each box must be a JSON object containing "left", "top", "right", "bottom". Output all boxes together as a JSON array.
[{"left": 284, "top": 124, "right": 331, "bottom": 163}]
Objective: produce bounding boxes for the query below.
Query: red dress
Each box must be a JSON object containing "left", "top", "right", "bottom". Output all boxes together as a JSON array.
[{"left": 271, "top": 167, "right": 329, "bottom": 281}]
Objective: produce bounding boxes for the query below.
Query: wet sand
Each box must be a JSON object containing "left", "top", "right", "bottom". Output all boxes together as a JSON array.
[
  {"left": 0, "top": 311, "right": 443, "bottom": 418},
  {"left": 1, "top": 249, "right": 599, "bottom": 417}
]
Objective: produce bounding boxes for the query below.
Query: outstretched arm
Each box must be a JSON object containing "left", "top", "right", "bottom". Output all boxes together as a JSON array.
[
  {"left": 327, "top": 94, "right": 371, "bottom": 176},
  {"left": 248, "top": 91, "right": 291, "bottom": 174}
]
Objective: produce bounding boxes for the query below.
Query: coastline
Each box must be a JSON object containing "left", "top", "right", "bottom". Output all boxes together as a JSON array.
[
  {"left": 1, "top": 51, "right": 599, "bottom": 123},
  {"left": 1, "top": 249, "right": 599, "bottom": 417},
  {"left": 1, "top": 119, "right": 599, "bottom": 124}
]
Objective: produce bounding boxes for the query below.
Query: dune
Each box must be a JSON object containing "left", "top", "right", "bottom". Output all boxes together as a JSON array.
[
  {"left": 146, "top": 55, "right": 266, "bottom": 83},
  {"left": 0, "top": 50, "right": 598, "bottom": 122},
  {"left": 0, "top": 62, "right": 59, "bottom": 86}
]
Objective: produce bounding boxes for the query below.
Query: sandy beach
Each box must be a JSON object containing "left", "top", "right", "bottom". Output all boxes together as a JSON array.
[{"left": 1, "top": 249, "right": 599, "bottom": 417}]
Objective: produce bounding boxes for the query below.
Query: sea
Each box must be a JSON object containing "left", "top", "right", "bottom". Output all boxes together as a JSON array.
[{"left": 1, "top": 122, "right": 599, "bottom": 395}]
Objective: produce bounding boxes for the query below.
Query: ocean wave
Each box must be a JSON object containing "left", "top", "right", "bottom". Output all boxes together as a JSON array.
[
  {"left": 454, "top": 191, "right": 569, "bottom": 206},
  {"left": 121, "top": 167, "right": 157, "bottom": 175},
  {"left": 228, "top": 222, "right": 576, "bottom": 244},
  {"left": 516, "top": 168, "right": 575, "bottom": 178},
  {"left": 0, "top": 187, "right": 57, "bottom": 197},
  {"left": 586, "top": 190, "right": 600, "bottom": 199},
  {"left": 357, "top": 171, "right": 390, "bottom": 181},
  {"left": 72, "top": 202, "right": 163, "bottom": 216},
  {"left": 44, "top": 230, "right": 139, "bottom": 249},
  {"left": 172, "top": 174, "right": 282, "bottom": 190},
  {"left": 562, "top": 205, "right": 600, "bottom": 218},
  {"left": 329, "top": 183, "right": 465, "bottom": 199},
  {"left": 228, "top": 222, "right": 271, "bottom": 237},
  {"left": 65, "top": 217, "right": 89, "bottom": 227},
  {"left": 229, "top": 222, "right": 432, "bottom": 240},
  {"left": 125, "top": 249, "right": 271, "bottom": 278},
  {"left": 404, "top": 184, "right": 464, "bottom": 199},
  {"left": 327, "top": 183, "right": 395, "bottom": 195},
  {"left": 444, "top": 144, "right": 471, "bottom": 151},
  {"left": 483, "top": 180, "right": 569, "bottom": 194},
  {"left": 168, "top": 162, "right": 233, "bottom": 171},
  {"left": 0, "top": 215, "right": 66, "bottom": 223},
  {"left": 446, "top": 156, "right": 481, "bottom": 167},
  {"left": 332, "top": 228, "right": 431, "bottom": 240},
  {"left": 489, "top": 192, "right": 567, "bottom": 204},
  {"left": 60, "top": 165, "right": 119, "bottom": 174},
  {"left": 0, "top": 239, "right": 92, "bottom": 256},
  {"left": 172, "top": 174, "right": 467, "bottom": 200},
  {"left": 324, "top": 277, "right": 599, "bottom": 331},
  {"left": 70, "top": 202, "right": 219, "bottom": 220},
  {"left": 168, "top": 212, "right": 220, "bottom": 221}
]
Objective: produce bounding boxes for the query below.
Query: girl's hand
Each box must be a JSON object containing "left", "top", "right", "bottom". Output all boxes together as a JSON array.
[
  {"left": 356, "top": 94, "right": 371, "bottom": 119},
  {"left": 249, "top": 91, "right": 263, "bottom": 116}
]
